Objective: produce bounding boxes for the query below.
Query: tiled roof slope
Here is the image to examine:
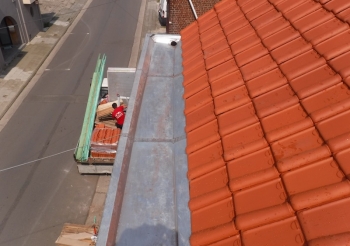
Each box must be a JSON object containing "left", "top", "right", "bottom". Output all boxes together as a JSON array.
[{"left": 180, "top": 0, "right": 350, "bottom": 245}]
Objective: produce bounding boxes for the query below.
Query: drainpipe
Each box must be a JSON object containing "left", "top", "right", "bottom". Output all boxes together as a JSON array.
[
  {"left": 17, "top": 0, "right": 30, "bottom": 43},
  {"left": 15, "top": 2, "right": 25, "bottom": 44},
  {"left": 188, "top": 0, "right": 198, "bottom": 19}
]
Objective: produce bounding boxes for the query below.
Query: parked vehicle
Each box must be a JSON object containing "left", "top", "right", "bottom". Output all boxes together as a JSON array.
[{"left": 158, "top": 0, "right": 167, "bottom": 26}]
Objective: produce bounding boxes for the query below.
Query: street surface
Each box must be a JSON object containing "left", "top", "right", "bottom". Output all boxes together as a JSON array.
[{"left": 0, "top": 0, "right": 142, "bottom": 245}]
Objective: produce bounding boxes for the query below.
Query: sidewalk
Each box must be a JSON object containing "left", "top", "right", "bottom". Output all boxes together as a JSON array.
[{"left": 0, "top": 0, "right": 88, "bottom": 120}]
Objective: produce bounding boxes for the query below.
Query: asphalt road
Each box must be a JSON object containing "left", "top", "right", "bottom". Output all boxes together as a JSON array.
[{"left": 0, "top": 0, "right": 142, "bottom": 245}]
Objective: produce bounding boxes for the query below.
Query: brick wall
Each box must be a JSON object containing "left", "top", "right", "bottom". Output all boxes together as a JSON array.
[{"left": 168, "top": 0, "right": 220, "bottom": 34}]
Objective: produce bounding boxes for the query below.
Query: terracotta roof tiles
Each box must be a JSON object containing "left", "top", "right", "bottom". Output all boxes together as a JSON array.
[
  {"left": 292, "top": 7, "right": 334, "bottom": 33},
  {"left": 256, "top": 16, "right": 290, "bottom": 39},
  {"left": 338, "top": 7, "right": 350, "bottom": 24},
  {"left": 210, "top": 69, "right": 244, "bottom": 97},
  {"left": 251, "top": 8, "right": 282, "bottom": 29},
  {"left": 180, "top": 0, "right": 350, "bottom": 244},
  {"left": 282, "top": 0, "right": 321, "bottom": 22},
  {"left": 302, "top": 18, "right": 348, "bottom": 46},
  {"left": 230, "top": 33, "right": 261, "bottom": 55}
]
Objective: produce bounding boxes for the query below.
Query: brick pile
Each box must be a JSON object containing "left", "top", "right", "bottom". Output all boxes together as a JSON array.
[{"left": 90, "top": 123, "right": 121, "bottom": 158}]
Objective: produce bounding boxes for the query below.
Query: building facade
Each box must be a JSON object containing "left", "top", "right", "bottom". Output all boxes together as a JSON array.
[{"left": 0, "top": 0, "right": 42, "bottom": 67}]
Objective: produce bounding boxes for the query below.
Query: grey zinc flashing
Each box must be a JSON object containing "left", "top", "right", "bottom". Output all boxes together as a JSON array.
[
  {"left": 134, "top": 76, "right": 174, "bottom": 140},
  {"left": 174, "top": 41, "right": 183, "bottom": 76},
  {"left": 97, "top": 35, "right": 190, "bottom": 246},
  {"left": 173, "top": 74, "right": 186, "bottom": 139},
  {"left": 174, "top": 139, "right": 191, "bottom": 246},
  {"left": 149, "top": 42, "right": 175, "bottom": 77},
  {"left": 116, "top": 142, "right": 177, "bottom": 245}
]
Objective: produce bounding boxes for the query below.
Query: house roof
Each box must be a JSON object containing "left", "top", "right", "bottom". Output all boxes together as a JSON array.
[{"left": 181, "top": 0, "right": 350, "bottom": 245}]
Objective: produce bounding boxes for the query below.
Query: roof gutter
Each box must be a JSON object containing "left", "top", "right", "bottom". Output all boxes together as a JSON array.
[{"left": 188, "top": 0, "right": 198, "bottom": 19}]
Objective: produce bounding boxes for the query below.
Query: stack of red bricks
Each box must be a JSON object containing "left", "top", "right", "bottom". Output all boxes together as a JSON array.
[{"left": 90, "top": 123, "right": 121, "bottom": 158}]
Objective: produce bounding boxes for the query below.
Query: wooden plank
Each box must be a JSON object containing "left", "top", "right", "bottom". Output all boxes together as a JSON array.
[
  {"left": 55, "top": 223, "right": 96, "bottom": 246},
  {"left": 77, "top": 164, "right": 113, "bottom": 174},
  {"left": 96, "top": 107, "right": 113, "bottom": 119}
]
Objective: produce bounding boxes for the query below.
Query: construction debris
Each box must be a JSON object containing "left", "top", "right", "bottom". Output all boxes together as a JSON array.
[{"left": 55, "top": 223, "right": 97, "bottom": 246}]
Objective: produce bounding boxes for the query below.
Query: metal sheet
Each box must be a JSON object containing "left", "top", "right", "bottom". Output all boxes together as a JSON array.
[
  {"left": 148, "top": 42, "right": 174, "bottom": 77},
  {"left": 173, "top": 74, "right": 186, "bottom": 139},
  {"left": 174, "top": 139, "right": 191, "bottom": 246},
  {"left": 174, "top": 41, "right": 183, "bottom": 76},
  {"left": 116, "top": 142, "right": 177, "bottom": 245},
  {"left": 134, "top": 76, "right": 174, "bottom": 140},
  {"left": 107, "top": 67, "right": 136, "bottom": 100}
]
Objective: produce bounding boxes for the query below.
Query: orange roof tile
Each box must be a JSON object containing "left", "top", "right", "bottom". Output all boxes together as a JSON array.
[
  {"left": 235, "top": 43, "right": 268, "bottom": 67},
  {"left": 289, "top": 64, "right": 341, "bottom": 99},
  {"left": 283, "top": 0, "right": 321, "bottom": 22},
  {"left": 279, "top": 49, "right": 326, "bottom": 80},
  {"left": 191, "top": 197, "right": 234, "bottom": 233},
  {"left": 180, "top": 0, "right": 350, "bottom": 244},
  {"left": 251, "top": 8, "right": 282, "bottom": 29},
  {"left": 275, "top": 0, "right": 305, "bottom": 13},
  {"left": 227, "top": 25, "right": 256, "bottom": 45},
  {"left": 338, "top": 7, "right": 350, "bottom": 24},
  {"left": 298, "top": 197, "right": 350, "bottom": 241},
  {"left": 183, "top": 74, "right": 209, "bottom": 99},
  {"left": 324, "top": 0, "right": 350, "bottom": 14},
  {"left": 203, "top": 38, "right": 230, "bottom": 59},
  {"left": 210, "top": 69, "right": 244, "bottom": 97},
  {"left": 230, "top": 33, "right": 261, "bottom": 55},
  {"left": 253, "top": 84, "right": 299, "bottom": 118},
  {"left": 204, "top": 48, "right": 233, "bottom": 70},
  {"left": 222, "top": 16, "right": 249, "bottom": 36},
  {"left": 241, "top": 217, "right": 305, "bottom": 246},
  {"left": 245, "top": 1, "right": 274, "bottom": 21},
  {"left": 335, "top": 148, "right": 350, "bottom": 179},
  {"left": 186, "top": 119, "right": 220, "bottom": 154},
  {"left": 302, "top": 18, "right": 348, "bottom": 46},
  {"left": 270, "top": 37, "right": 312, "bottom": 64},
  {"left": 292, "top": 7, "right": 334, "bottom": 33},
  {"left": 184, "top": 86, "right": 213, "bottom": 115},
  {"left": 314, "top": 30, "right": 350, "bottom": 60},
  {"left": 255, "top": 16, "right": 289, "bottom": 39},
  {"left": 329, "top": 50, "right": 350, "bottom": 78},
  {"left": 246, "top": 68, "right": 287, "bottom": 97},
  {"left": 213, "top": 85, "right": 250, "bottom": 115},
  {"left": 217, "top": 102, "right": 258, "bottom": 136}
]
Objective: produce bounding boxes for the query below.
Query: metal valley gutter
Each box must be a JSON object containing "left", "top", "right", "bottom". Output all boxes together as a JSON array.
[{"left": 188, "top": 0, "right": 198, "bottom": 19}]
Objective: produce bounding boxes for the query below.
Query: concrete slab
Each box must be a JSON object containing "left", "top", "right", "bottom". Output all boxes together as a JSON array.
[{"left": 96, "top": 176, "right": 111, "bottom": 193}]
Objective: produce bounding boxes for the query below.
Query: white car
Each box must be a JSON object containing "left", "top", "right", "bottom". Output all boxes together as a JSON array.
[{"left": 158, "top": 0, "right": 167, "bottom": 26}]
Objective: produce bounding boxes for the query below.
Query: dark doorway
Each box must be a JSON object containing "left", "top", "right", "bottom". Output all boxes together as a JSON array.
[{"left": 0, "top": 16, "right": 23, "bottom": 66}]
